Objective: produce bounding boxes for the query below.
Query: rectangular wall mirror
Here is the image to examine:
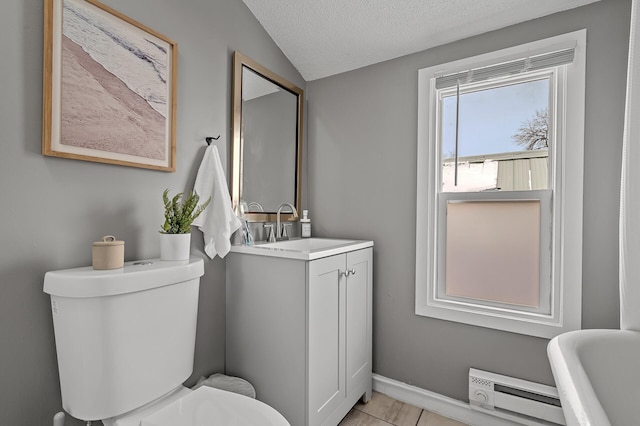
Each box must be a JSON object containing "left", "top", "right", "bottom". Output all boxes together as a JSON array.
[{"left": 231, "top": 51, "right": 304, "bottom": 222}]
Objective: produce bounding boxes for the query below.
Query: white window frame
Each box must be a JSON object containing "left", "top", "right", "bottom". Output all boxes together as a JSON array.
[{"left": 415, "top": 30, "right": 586, "bottom": 339}]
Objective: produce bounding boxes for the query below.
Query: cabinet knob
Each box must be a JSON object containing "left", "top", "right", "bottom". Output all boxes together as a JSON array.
[{"left": 341, "top": 269, "right": 357, "bottom": 277}]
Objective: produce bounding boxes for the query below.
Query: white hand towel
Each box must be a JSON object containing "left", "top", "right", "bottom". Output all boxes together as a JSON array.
[{"left": 192, "top": 145, "right": 242, "bottom": 259}]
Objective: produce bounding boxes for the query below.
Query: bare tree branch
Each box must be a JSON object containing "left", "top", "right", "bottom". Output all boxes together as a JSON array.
[{"left": 512, "top": 108, "right": 548, "bottom": 150}]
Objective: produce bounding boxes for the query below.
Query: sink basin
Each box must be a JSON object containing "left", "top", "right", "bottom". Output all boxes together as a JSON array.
[
  {"left": 548, "top": 329, "right": 640, "bottom": 426},
  {"left": 230, "top": 238, "right": 373, "bottom": 260}
]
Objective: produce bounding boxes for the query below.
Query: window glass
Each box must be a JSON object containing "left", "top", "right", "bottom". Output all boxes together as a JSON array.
[
  {"left": 444, "top": 200, "right": 541, "bottom": 308},
  {"left": 441, "top": 78, "right": 550, "bottom": 192}
]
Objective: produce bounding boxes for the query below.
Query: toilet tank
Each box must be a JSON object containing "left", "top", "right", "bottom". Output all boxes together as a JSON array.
[{"left": 43, "top": 258, "right": 205, "bottom": 421}]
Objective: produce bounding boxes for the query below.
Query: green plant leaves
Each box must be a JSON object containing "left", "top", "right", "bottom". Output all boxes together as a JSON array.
[{"left": 160, "top": 189, "right": 211, "bottom": 234}]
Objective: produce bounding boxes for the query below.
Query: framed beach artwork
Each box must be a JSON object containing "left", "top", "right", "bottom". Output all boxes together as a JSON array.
[{"left": 42, "top": 0, "right": 177, "bottom": 171}]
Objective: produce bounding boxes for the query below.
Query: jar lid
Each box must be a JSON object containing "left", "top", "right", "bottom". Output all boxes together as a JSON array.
[{"left": 93, "top": 235, "right": 124, "bottom": 247}]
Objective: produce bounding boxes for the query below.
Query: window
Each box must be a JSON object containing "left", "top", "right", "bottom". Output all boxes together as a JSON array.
[{"left": 415, "top": 30, "right": 586, "bottom": 338}]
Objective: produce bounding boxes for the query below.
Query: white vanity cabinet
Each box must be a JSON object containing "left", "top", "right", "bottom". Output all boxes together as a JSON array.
[{"left": 226, "top": 240, "right": 373, "bottom": 426}]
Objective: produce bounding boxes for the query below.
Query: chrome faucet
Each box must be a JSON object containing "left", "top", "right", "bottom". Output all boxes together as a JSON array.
[{"left": 276, "top": 203, "right": 298, "bottom": 240}]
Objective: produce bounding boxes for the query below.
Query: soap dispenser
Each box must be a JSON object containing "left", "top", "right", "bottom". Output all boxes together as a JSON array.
[{"left": 301, "top": 210, "right": 311, "bottom": 238}]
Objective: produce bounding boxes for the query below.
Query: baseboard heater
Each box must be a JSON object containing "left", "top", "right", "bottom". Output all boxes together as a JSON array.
[{"left": 469, "top": 368, "right": 565, "bottom": 425}]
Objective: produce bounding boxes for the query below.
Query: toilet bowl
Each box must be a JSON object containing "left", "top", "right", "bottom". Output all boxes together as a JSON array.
[
  {"left": 104, "top": 386, "right": 289, "bottom": 426},
  {"left": 44, "top": 258, "right": 290, "bottom": 426}
]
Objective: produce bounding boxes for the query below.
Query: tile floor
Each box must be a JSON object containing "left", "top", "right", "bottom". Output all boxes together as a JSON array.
[{"left": 339, "top": 392, "right": 468, "bottom": 426}]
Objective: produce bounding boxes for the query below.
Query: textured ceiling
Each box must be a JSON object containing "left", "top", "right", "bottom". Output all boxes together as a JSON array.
[{"left": 242, "top": 0, "right": 600, "bottom": 81}]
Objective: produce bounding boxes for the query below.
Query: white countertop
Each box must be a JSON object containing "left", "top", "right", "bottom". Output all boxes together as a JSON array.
[{"left": 229, "top": 238, "right": 373, "bottom": 260}]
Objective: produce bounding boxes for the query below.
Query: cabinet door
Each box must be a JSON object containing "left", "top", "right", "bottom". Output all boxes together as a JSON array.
[
  {"left": 345, "top": 248, "right": 373, "bottom": 397},
  {"left": 308, "top": 254, "right": 346, "bottom": 426}
]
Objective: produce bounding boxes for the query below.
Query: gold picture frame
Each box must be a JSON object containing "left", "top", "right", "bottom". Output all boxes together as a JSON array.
[{"left": 43, "top": 0, "right": 177, "bottom": 171}]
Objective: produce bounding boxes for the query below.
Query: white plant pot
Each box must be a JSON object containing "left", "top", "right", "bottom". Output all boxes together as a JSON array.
[{"left": 160, "top": 233, "right": 191, "bottom": 261}]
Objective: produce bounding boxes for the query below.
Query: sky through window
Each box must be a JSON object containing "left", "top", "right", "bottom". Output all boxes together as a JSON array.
[{"left": 441, "top": 78, "right": 550, "bottom": 158}]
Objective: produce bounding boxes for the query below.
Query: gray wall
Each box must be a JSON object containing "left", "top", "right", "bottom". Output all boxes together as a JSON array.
[
  {"left": 0, "top": 1, "right": 303, "bottom": 425},
  {"left": 307, "top": 0, "right": 630, "bottom": 401}
]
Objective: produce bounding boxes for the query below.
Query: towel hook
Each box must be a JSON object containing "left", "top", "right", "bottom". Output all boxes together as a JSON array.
[{"left": 205, "top": 135, "right": 220, "bottom": 145}]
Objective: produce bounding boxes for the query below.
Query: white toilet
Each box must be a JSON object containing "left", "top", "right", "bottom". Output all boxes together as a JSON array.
[{"left": 44, "top": 257, "right": 289, "bottom": 426}]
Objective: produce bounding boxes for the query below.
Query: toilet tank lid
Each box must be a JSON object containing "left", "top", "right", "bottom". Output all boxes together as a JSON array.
[{"left": 43, "top": 258, "right": 204, "bottom": 298}]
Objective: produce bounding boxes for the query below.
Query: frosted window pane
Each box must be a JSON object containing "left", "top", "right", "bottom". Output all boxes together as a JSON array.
[{"left": 445, "top": 201, "right": 540, "bottom": 307}]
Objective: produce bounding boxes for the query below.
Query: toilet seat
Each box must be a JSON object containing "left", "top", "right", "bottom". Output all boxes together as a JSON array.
[
  {"left": 143, "top": 386, "right": 290, "bottom": 426},
  {"left": 105, "top": 386, "right": 290, "bottom": 426}
]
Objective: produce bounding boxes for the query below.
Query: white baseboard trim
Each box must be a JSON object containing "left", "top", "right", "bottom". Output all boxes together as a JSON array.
[{"left": 372, "top": 374, "right": 521, "bottom": 426}]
